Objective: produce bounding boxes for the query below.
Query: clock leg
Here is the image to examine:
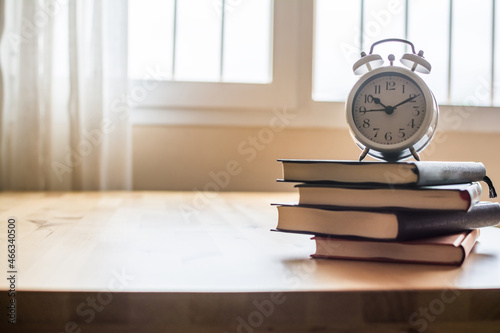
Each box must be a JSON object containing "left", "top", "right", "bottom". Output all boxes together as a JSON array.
[
  {"left": 410, "top": 147, "right": 421, "bottom": 161},
  {"left": 358, "top": 148, "right": 370, "bottom": 161}
]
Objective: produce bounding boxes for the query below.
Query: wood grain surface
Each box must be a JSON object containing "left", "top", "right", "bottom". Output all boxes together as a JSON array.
[{"left": 0, "top": 191, "right": 499, "bottom": 332}]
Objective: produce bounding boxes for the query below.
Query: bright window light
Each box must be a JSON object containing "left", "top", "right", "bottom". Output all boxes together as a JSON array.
[
  {"left": 128, "top": 0, "right": 175, "bottom": 80},
  {"left": 313, "top": 0, "right": 360, "bottom": 102},
  {"left": 314, "top": 0, "right": 500, "bottom": 107},
  {"left": 450, "top": 0, "right": 492, "bottom": 106},
  {"left": 128, "top": 0, "right": 273, "bottom": 83},
  {"left": 407, "top": 0, "right": 449, "bottom": 105}
]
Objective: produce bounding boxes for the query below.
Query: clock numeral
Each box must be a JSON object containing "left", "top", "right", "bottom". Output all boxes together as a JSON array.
[
  {"left": 374, "top": 85, "right": 381, "bottom": 94},
  {"left": 408, "top": 119, "right": 415, "bottom": 128},
  {"left": 384, "top": 132, "right": 392, "bottom": 141},
  {"left": 412, "top": 106, "right": 421, "bottom": 116},
  {"left": 363, "top": 119, "right": 370, "bottom": 128},
  {"left": 409, "top": 93, "right": 417, "bottom": 102},
  {"left": 364, "top": 94, "right": 374, "bottom": 103},
  {"left": 358, "top": 106, "right": 367, "bottom": 115},
  {"left": 402, "top": 84, "right": 405, "bottom": 94},
  {"left": 373, "top": 128, "right": 380, "bottom": 138},
  {"left": 398, "top": 128, "right": 406, "bottom": 138},
  {"left": 386, "top": 81, "right": 396, "bottom": 91}
]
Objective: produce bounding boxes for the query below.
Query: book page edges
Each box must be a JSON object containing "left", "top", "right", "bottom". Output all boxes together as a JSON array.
[
  {"left": 276, "top": 205, "right": 398, "bottom": 239},
  {"left": 280, "top": 160, "right": 418, "bottom": 184}
]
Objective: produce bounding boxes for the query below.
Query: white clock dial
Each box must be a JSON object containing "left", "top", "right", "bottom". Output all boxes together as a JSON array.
[{"left": 352, "top": 73, "right": 426, "bottom": 146}]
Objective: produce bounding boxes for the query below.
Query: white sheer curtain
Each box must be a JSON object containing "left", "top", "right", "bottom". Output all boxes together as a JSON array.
[{"left": 0, "top": 0, "right": 131, "bottom": 191}]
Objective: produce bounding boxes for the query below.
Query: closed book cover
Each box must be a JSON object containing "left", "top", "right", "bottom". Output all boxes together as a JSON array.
[
  {"left": 312, "top": 229, "right": 480, "bottom": 266},
  {"left": 297, "top": 182, "right": 482, "bottom": 212},
  {"left": 278, "top": 159, "right": 489, "bottom": 187},
  {"left": 274, "top": 201, "right": 500, "bottom": 241}
]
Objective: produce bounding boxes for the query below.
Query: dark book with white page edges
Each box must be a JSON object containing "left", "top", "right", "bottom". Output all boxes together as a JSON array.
[
  {"left": 274, "top": 201, "right": 500, "bottom": 241},
  {"left": 278, "top": 159, "right": 497, "bottom": 198},
  {"left": 296, "top": 182, "right": 482, "bottom": 212}
]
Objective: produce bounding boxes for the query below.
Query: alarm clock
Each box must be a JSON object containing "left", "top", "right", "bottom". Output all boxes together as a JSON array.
[{"left": 345, "top": 39, "right": 439, "bottom": 161}]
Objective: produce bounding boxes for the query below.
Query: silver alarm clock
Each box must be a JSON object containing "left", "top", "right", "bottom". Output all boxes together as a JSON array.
[{"left": 345, "top": 39, "right": 439, "bottom": 161}]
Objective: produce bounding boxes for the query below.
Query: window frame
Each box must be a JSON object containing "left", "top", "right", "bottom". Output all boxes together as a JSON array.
[{"left": 132, "top": 0, "right": 297, "bottom": 110}]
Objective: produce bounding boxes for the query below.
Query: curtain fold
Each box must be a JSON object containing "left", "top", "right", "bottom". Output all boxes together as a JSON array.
[
  {"left": 0, "top": 0, "right": 131, "bottom": 191},
  {"left": 0, "top": 0, "right": 5, "bottom": 190}
]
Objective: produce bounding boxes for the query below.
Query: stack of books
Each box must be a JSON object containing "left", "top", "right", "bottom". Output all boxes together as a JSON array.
[{"left": 273, "top": 159, "right": 500, "bottom": 266}]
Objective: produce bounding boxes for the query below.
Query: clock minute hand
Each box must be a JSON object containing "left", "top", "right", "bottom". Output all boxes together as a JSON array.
[{"left": 393, "top": 94, "right": 420, "bottom": 109}]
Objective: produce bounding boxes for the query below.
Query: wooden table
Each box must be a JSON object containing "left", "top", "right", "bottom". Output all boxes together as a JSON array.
[{"left": 1, "top": 191, "right": 499, "bottom": 332}]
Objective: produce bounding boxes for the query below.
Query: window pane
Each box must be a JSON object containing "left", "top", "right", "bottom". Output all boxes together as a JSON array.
[
  {"left": 222, "top": 0, "right": 273, "bottom": 83},
  {"left": 313, "top": 0, "right": 361, "bottom": 101},
  {"left": 362, "top": 0, "right": 406, "bottom": 60},
  {"left": 407, "top": 0, "right": 449, "bottom": 105},
  {"left": 128, "top": 0, "right": 272, "bottom": 84},
  {"left": 128, "top": 0, "right": 175, "bottom": 80},
  {"left": 450, "top": 0, "right": 492, "bottom": 106},
  {"left": 313, "top": 0, "right": 407, "bottom": 102},
  {"left": 175, "top": 0, "right": 222, "bottom": 81}
]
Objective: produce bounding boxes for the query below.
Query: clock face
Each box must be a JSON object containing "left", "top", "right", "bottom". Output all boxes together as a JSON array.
[{"left": 352, "top": 72, "right": 426, "bottom": 146}]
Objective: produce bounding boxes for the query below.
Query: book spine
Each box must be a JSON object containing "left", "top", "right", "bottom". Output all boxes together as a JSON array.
[
  {"left": 458, "top": 229, "right": 481, "bottom": 264},
  {"left": 396, "top": 203, "right": 499, "bottom": 240},
  {"left": 415, "top": 162, "right": 486, "bottom": 186}
]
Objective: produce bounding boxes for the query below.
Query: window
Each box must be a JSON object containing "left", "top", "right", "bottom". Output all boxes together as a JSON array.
[
  {"left": 129, "top": 0, "right": 500, "bottom": 130},
  {"left": 314, "top": 0, "right": 500, "bottom": 107},
  {"left": 129, "top": 0, "right": 272, "bottom": 83},
  {"left": 128, "top": 0, "right": 300, "bottom": 115}
]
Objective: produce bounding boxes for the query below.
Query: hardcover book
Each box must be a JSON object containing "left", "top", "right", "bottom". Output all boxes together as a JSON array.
[
  {"left": 312, "top": 229, "right": 480, "bottom": 266},
  {"left": 278, "top": 159, "right": 496, "bottom": 197},
  {"left": 296, "top": 182, "right": 482, "bottom": 212},
  {"left": 274, "top": 201, "right": 500, "bottom": 241}
]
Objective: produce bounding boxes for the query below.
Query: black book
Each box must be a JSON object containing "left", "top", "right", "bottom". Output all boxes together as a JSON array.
[{"left": 278, "top": 159, "right": 496, "bottom": 197}]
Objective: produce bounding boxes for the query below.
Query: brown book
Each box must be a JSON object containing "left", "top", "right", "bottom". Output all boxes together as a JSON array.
[{"left": 312, "top": 229, "right": 480, "bottom": 266}]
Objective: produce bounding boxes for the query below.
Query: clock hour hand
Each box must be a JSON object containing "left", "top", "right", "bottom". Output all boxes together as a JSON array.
[
  {"left": 372, "top": 97, "right": 389, "bottom": 109},
  {"left": 364, "top": 108, "right": 387, "bottom": 112},
  {"left": 371, "top": 97, "right": 395, "bottom": 114},
  {"left": 393, "top": 94, "right": 420, "bottom": 108}
]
